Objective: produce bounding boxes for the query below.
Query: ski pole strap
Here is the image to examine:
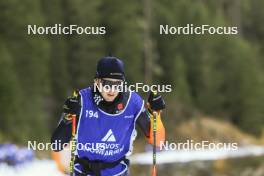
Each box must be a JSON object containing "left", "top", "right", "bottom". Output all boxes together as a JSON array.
[{"left": 75, "top": 156, "right": 129, "bottom": 176}]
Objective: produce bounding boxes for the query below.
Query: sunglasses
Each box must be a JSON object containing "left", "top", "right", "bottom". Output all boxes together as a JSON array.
[{"left": 101, "top": 79, "right": 124, "bottom": 87}]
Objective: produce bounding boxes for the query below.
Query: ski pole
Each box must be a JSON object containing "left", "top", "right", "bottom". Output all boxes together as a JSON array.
[
  {"left": 151, "top": 89, "right": 159, "bottom": 176},
  {"left": 152, "top": 110, "right": 158, "bottom": 176},
  {"left": 70, "top": 114, "right": 76, "bottom": 176},
  {"left": 70, "top": 90, "right": 78, "bottom": 176}
]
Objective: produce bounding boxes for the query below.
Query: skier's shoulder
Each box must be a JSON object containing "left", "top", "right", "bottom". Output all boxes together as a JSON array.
[
  {"left": 129, "top": 90, "right": 142, "bottom": 99},
  {"left": 79, "top": 86, "right": 92, "bottom": 92},
  {"left": 79, "top": 86, "right": 92, "bottom": 96},
  {"left": 128, "top": 90, "right": 144, "bottom": 108}
]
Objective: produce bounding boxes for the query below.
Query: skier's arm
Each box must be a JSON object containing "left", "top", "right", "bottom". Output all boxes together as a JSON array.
[
  {"left": 51, "top": 94, "right": 81, "bottom": 151},
  {"left": 51, "top": 114, "right": 75, "bottom": 151},
  {"left": 147, "top": 110, "right": 165, "bottom": 147},
  {"left": 136, "top": 108, "right": 165, "bottom": 146},
  {"left": 136, "top": 109, "right": 151, "bottom": 138},
  {"left": 146, "top": 92, "right": 166, "bottom": 147}
]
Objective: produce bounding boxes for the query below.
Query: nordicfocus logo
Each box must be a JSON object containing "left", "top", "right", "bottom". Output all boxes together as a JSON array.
[
  {"left": 83, "top": 129, "right": 124, "bottom": 156},
  {"left": 102, "top": 129, "right": 116, "bottom": 142},
  {"left": 27, "top": 130, "right": 125, "bottom": 156}
]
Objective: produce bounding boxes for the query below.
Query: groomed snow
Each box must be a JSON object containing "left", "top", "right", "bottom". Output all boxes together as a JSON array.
[
  {"left": 1, "top": 145, "right": 264, "bottom": 175},
  {"left": 0, "top": 159, "right": 66, "bottom": 176},
  {"left": 129, "top": 145, "right": 264, "bottom": 164}
]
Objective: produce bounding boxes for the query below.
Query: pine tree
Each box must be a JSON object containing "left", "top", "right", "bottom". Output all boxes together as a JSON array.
[
  {"left": 0, "top": 0, "right": 51, "bottom": 141},
  {"left": 100, "top": 0, "right": 144, "bottom": 83},
  {"left": 0, "top": 41, "right": 22, "bottom": 141}
]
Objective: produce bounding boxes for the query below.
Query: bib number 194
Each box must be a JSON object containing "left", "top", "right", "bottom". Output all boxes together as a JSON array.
[{"left": 86, "top": 110, "right": 98, "bottom": 118}]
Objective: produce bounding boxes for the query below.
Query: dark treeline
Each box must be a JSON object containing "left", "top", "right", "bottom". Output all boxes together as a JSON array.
[{"left": 0, "top": 0, "right": 263, "bottom": 143}]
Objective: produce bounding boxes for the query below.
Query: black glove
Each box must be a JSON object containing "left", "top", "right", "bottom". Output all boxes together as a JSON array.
[
  {"left": 148, "top": 92, "right": 165, "bottom": 111},
  {"left": 63, "top": 95, "right": 81, "bottom": 116}
]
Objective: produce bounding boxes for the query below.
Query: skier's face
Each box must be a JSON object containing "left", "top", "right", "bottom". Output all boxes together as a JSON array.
[{"left": 95, "top": 78, "right": 122, "bottom": 102}]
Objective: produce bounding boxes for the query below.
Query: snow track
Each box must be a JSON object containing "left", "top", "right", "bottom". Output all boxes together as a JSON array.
[
  {"left": 1, "top": 145, "right": 264, "bottom": 175},
  {"left": 0, "top": 159, "right": 65, "bottom": 176},
  {"left": 129, "top": 145, "right": 264, "bottom": 164}
]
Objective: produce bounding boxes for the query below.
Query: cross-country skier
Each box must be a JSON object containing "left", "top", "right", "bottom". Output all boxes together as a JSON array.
[{"left": 51, "top": 56, "right": 165, "bottom": 176}]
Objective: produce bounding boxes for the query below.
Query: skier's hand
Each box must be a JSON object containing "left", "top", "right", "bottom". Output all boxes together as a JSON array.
[
  {"left": 148, "top": 91, "right": 165, "bottom": 111},
  {"left": 63, "top": 94, "right": 81, "bottom": 116}
]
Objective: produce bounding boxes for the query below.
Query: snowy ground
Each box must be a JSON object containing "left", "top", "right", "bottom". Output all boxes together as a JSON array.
[
  {"left": 129, "top": 145, "right": 264, "bottom": 164},
  {"left": 1, "top": 145, "right": 264, "bottom": 176},
  {"left": 0, "top": 159, "right": 66, "bottom": 176}
]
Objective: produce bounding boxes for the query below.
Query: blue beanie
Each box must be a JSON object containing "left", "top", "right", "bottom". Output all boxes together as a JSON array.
[{"left": 95, "top": 56, "right": 125, "bottom": 80}]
